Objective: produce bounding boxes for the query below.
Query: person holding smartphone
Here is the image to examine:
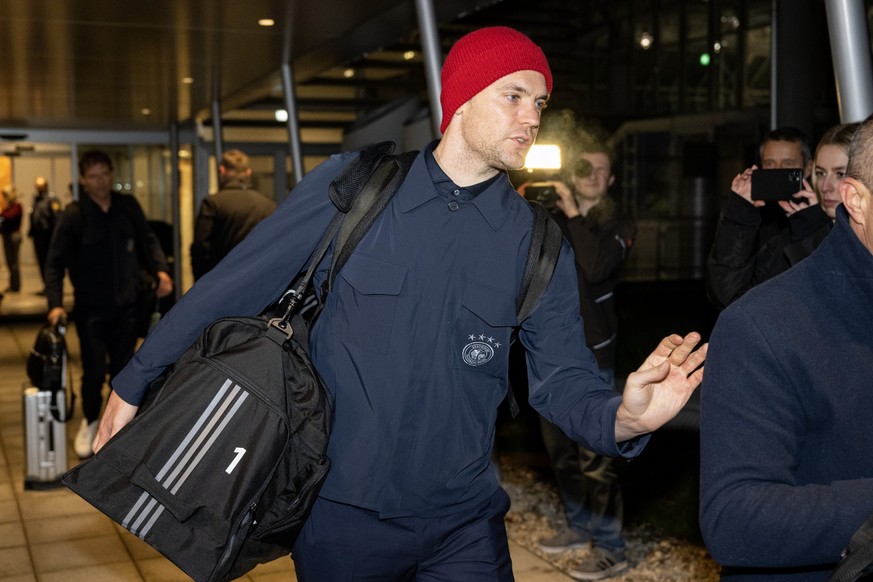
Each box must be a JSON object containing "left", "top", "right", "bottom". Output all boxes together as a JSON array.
[{"left": 705, "top": 127, "right": 831, "bottom": 310}]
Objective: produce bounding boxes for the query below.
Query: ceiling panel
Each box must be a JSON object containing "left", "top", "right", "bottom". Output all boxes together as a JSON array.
[{"left": 0, "top": 0, "right": 488, "bottom": 131}]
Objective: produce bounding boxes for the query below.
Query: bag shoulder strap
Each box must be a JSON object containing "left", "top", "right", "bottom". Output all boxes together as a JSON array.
[
  {"left": 517, "top": 201, "right": 563, "bottom": 323},
  {"left": 505, "top": 201, "right": 563, "bottom": 417},
  {"left": 829, "top": 513, "right": 873, "bottom": 582},
  {"left": 269, "top": 142, "right": 416, "bottom": 335},
  {"left": 328, "top": 147, "right": 418, "bottom": 291}
]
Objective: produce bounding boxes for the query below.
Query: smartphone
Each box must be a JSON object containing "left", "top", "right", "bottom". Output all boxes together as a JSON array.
[
  {"left": 524, "top": 182, "right": 559, "bottom": 209},
  {"left": 750, "top": 168, "right": 804, "bottom": 202}
]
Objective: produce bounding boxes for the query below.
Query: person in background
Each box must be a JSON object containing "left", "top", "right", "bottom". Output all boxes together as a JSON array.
[
  {"left": 0, "top": 184, "right": 23, "bottom": 293},
  {"left": 95, "top": 27, "right": 706, "bottom": 581},
  {"left": 705, "top": 127, "right": 830, "bottom": 310},
  {"left": 529, "top": 140, "right": 635, "bottom": 580},
  {"left": 29, "top": 176, "right": 62, "bottom": 294},
  {"left": 44, "top": 150, "right": 173, "bottom": 459},
  {"left": 699, "top": 115, "right": 873, "bottom": 580},
  {"left": 190, "top": 149, "right": 276, "bottom": 280},
  {"left": 812, "top": 123, "right": 860, "bottom": 222}
]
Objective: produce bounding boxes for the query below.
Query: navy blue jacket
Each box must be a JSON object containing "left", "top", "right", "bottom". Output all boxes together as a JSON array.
[
  {"left": 700, "top": 205, "right": 873, "bottom": 580},
  {"left": 113, "top": 145, "right": 644, "bottom": 518}
]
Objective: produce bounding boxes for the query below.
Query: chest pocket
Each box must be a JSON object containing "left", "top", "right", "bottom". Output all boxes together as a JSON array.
[
  {"left": 449, "top": 280, "right": 516, "bottom": 375},
  {"left": 330, "top": 253, "right": 407, "bottom": 354}
]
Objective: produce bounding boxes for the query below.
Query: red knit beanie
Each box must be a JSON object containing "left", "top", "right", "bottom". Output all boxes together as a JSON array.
[{"left": 440, "top": 26, "right": 553, "bottom": 134}]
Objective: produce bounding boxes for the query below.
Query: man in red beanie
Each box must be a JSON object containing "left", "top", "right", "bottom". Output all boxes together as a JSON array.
[{"left": 96, "top": 26, "right": 706, "bottom": 581}]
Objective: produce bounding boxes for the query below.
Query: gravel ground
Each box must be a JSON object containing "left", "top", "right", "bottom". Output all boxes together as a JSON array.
[{"left": 500, "top": 456, "right": 721, "bottom": 581}]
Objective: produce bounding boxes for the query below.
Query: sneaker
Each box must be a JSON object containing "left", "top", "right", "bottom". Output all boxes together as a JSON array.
[
  {"left": 537, "top": 529, "right": 590, "bottom": 554},
  {"left": 74, "top": 419, "right": 98, "bottom": 459},
  {"left": 569, "top": 548, "right": 628, "bottom": 580}
]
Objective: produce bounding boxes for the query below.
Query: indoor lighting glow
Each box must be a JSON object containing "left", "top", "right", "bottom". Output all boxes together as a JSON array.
[
  {"left": 523, "top": 144, "right": 561, "bottom": 170},
  {"left": 639, "top": 31, "right": 654, "bottom": 50},
  {"left": 258, "top": 18, "right": 275, "bottom": 27},
  {"left": 343, "top": 68, "right": 355, "bottom": 78},
  {"left": 275, "top": 109, "right": 289, "bottom": 122},
  {"left": 403, "top": 50, "right": 416, "bottom": 60},
  {"left": 182, "top": 77, "right": 194, "bottom": 84}
]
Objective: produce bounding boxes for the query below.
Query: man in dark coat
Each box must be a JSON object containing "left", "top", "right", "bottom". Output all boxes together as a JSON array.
[
  {"left": 700, "top": 116, "right": 873, "bottom": 580},
  {"left": 706, "top": 127, "right": 831, "bottom": 310},
  {"left": 29, "top": 176, "right": 62, "bottom": 292},
  {"left": 45, "top": 150, "right": 173, "bottom": 459},
  {"left": 190, "top": 149, "right": 276, "bottom": 280}
]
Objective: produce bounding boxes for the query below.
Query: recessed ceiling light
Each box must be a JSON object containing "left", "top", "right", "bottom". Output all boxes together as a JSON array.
[
  {"left": 403, "top": 51, "right": 416, "bottom": 61},
  {"left": 258, "top": 18, "right": 275, "bottom": 27},
  {"left": 343, "top": 68, "right": 355, "bottom": 79},
  {"left": 275, "top": 109, "right": 289, "bottom": 122},
  {"left": 182, "top": 77, "right": 194, "bottom": 84}
]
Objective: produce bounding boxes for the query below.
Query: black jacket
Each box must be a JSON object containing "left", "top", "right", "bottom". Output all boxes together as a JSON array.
[
  {"left": 45, "top": 192, "right": 169, "bottom": 311},
  {"left": 190, "top": 180, "right": 276, "bottom": 280},
  {"left": 552, "top": 197, "right": 634, "bottom": 370},
  {"left": 706, "top": 192, "right": 832, "bottom": 310}
]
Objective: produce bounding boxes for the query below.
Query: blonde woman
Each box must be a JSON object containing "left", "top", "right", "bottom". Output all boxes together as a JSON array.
[{"left": 812, "top": 122, "right": 860, "bottom": 221}]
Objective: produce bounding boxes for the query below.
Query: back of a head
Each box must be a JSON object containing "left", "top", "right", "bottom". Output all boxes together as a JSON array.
[
  {"left": 760, "top": 127, "right": 813, "bottom": 165},
  {"left": 220, "top": 150, "right": 250, "bottom": 174},
  {"left": 2, "top": 184, "right": 18, "bottom": 203},
  {"left": 846, "top": 115, "right": 873, "bottom": 188}
]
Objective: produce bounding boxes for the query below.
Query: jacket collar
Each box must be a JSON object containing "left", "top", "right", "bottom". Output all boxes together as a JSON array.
[
  {"left": 397, "top": 141, "right": 513, "bottom": 231},
  {"left": 820, "top": 205, "right": 873, "bottom": 280}
]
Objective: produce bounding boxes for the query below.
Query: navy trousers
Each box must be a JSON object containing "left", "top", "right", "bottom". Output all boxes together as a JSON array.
[{"left": 292, "top": 487, "right": 514, "bottom": 581}]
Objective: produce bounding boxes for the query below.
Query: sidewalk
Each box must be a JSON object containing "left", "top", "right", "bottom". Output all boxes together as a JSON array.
[{"left": 0, "top": 262, "right": 573, "bottom": 580}]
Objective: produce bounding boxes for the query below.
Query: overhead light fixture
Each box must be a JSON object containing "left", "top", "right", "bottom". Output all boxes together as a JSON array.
[
  {"left": 182, "top": 77, "right": 194, "bottom": 84},
  {"left": 523, "top": 144, "right": 561, "bottom": 171},
  {"left": 639, "top": 31, "right": 654, "bottom": 50},
  {"left": 141, "top": 108, "right": 152, "bottom": 116},
  {"left": 403, "top": 50, "right": 416, "bottom": 61},
  {"left": 275, "top": 109, "right": 289, "bottom": 122},
  {"left": 258, "top": 18, "right": 275, "bottom": 27},
  {"left": 713, "top": 41, "right": 723, "bottom": 54},
  {"left": 343, "top": 68, "right": 355, "bottom": 79}
]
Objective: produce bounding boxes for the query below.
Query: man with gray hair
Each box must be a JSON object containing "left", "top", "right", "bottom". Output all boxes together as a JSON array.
[
  {"left": 191, "top": 149, "right": 276, "bottom": 280},
  {"left": 700, "top": 115, "right": 873, "bottom": 580}
]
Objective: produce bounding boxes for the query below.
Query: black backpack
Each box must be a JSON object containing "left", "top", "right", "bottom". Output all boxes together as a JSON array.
[{"left": 62, "top": 142, "right": 562, "bottom": 581}]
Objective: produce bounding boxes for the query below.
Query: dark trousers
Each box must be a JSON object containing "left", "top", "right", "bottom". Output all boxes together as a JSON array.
[
  {"left": 538, "top": 368, "right": 625, "bottom": 554},
  {"left": 292, "top": 488, "right": 514, "bottom": 581},
  {"left": 32, "top": 233, "right": 51, "bottom": 285},
  {"left": 1, "top": 231, "right": 21, "bottom": 291},
  {"left": 74, "top": 306, "right": 138, "bottom": 422}
]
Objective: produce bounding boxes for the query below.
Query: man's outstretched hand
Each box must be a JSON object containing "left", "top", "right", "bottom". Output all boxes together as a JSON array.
[{"left": 615, "top": 333, "right": 707, "bottom": 442}]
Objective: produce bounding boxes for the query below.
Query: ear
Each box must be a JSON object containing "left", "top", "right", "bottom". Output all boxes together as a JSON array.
[{"left": 840, "top": 177, "right": 867, "bottom": 224}]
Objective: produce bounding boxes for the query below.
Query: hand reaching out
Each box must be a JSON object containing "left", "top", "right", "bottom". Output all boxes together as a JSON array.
[{"left": 615, "top": 333, "right": 707, "bottom": 442}]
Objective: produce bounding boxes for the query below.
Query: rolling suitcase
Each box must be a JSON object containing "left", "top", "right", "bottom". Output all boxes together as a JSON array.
[{"left": 24, "top": 323, "right": 72, "bottom": 490}]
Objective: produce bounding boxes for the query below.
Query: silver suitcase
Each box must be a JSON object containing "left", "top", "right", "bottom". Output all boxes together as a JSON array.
[
  {"left": 23, "top": 387, "right": 68, "bottom": 489},
  {"left": 24, "top": 323, "right": 71, "bottom": 489}
]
